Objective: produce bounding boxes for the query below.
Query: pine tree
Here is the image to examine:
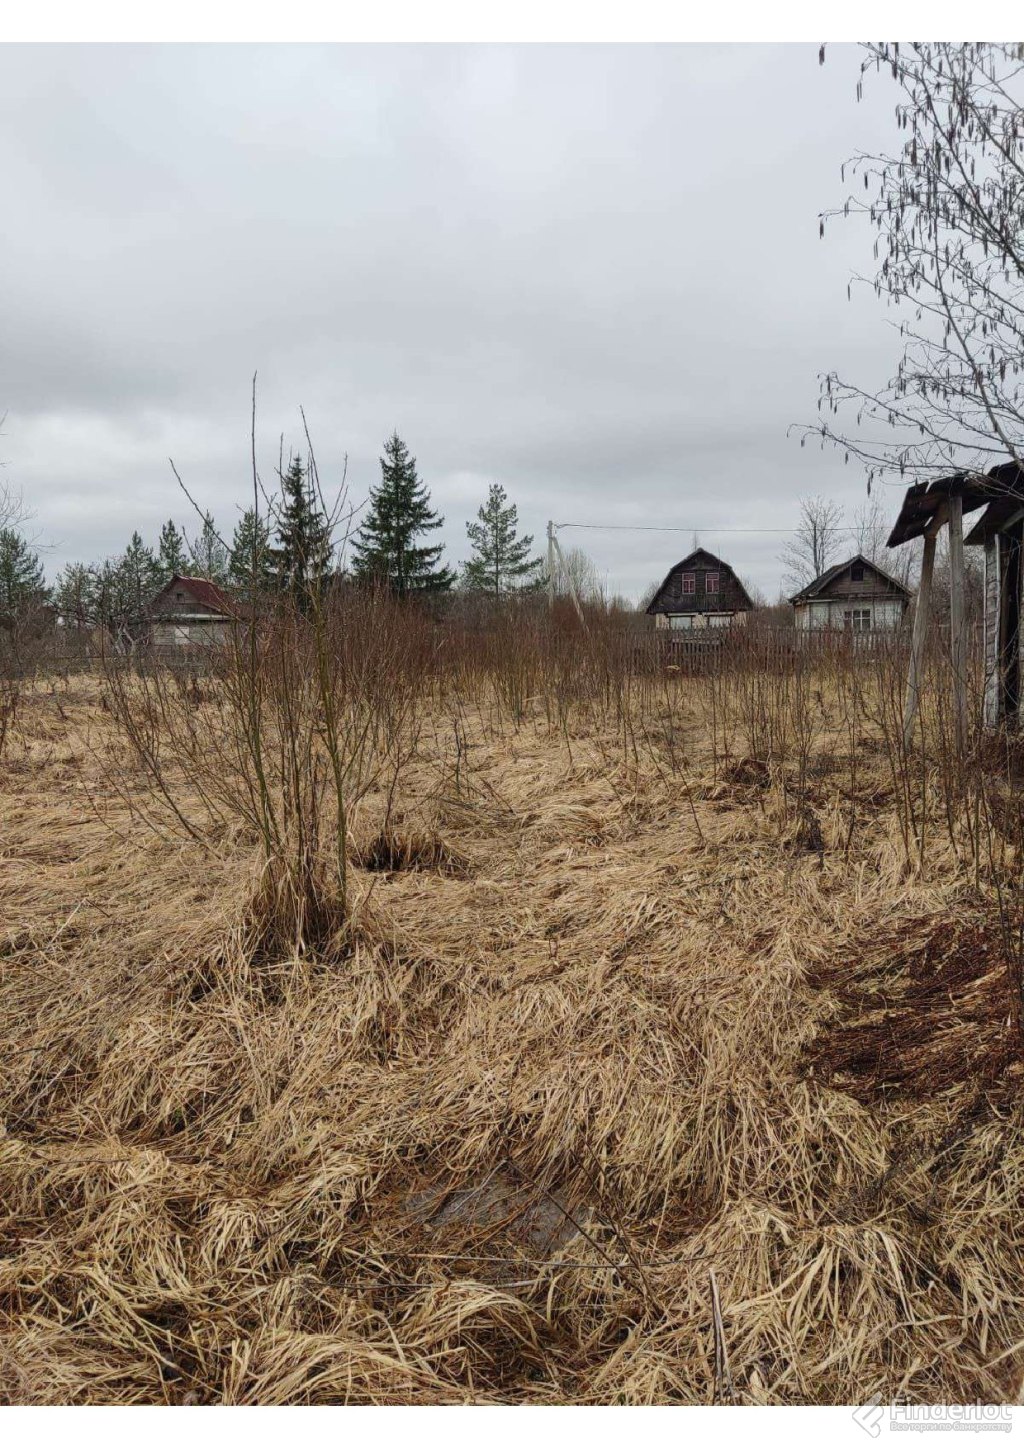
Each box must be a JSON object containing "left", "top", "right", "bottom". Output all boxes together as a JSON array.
[
  {"left": 461, "top": 483, "right": 544, "bottom": 598},
  {"left": 93, "top": 559, "right": 132, "bottom": 636},
  {"left": 0, "top": 529, "right": 46, "bottom": 619},
  {"left": 188, "top": 513, "right": 229, "bottom": 585},
  {"left": 121, "top": 531, "right": 163, "bottom": 621},
  {"left": 273, "top": 456, "right": 332, "bottom": 603},
  {"left": 53, "top": 562, "right": 96, "bottom": 627},
  {"left": 229, "top": 507, "right": 275, "bottom": 597},
  {"left": 158, "top": 519, "right": 188, "bottom": 579},
  {"left": 351, "top": 432, "right": 454, "bottom": 595}
]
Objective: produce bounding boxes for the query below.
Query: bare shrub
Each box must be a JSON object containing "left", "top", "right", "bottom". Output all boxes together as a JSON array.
[{"left": 100, "top": 586, "right": 429, "bottom": 951}]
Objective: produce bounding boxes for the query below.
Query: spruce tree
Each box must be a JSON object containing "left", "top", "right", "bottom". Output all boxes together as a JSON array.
[
  {"left": 93, "top": 560, "right": 132, "bottom": 636},
  {"left": 229, "top": 507, "right": 275, "bottom": 597},
  {"left": 158, "top": 519, "right": 188, "bottom": 579},
  {"left": 188, "top": 513, "right": 229, "bottom": 585},
  {"left": 351, "top": 432, "right": 454, "bottom": 595},
  {"left": 273, "top": 456, "right": 332, "bottom": 603},
  {"left": 461, "top": 483, "right": 544, "bottom": 598},
  {"left": 0, "top": 529, "right": 46, "bottom": 619}
]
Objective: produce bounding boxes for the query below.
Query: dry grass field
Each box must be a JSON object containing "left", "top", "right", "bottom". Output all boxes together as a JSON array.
[{"left": 2, "top": 625, "right": 1024, "bottom": 1405}]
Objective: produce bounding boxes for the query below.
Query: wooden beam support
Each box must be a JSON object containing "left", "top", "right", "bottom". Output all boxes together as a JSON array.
[
  {"left": 903, "top": 531, "right": 937, "bottom": 751},
  {"left": 948, "top": 494, "right": 968, "bottom": 749},
  {"left": 925, "top": 501, "right": 950, "bottom": 539}
]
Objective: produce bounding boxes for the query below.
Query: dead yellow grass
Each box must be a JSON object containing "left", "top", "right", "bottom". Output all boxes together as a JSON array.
[{"left": 2, "top": 672, "right": 1023, "bottom": 1404}]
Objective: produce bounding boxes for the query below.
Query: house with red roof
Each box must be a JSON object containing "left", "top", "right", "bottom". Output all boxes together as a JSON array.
[{"left": 148, "top": 575, "right": 237, "bottom": 650}]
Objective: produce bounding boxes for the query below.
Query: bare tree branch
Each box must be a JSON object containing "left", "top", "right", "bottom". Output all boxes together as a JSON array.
[{"left": 800, "top": 44, "right": 1024, "bottom": 491}]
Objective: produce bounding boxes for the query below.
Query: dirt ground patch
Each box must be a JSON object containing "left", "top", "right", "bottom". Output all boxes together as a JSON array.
[{"left": 806, "top": 917, "right": 1022, "bottom": 1104}]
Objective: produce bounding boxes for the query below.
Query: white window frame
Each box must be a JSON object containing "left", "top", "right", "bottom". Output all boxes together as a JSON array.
[{"left": 844, "top": 608, "right": 872, "bottom": 633}]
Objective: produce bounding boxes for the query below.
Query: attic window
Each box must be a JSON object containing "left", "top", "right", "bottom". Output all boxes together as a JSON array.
[
  {"left": 681, "top": 572, "right": 695, "bottom": 595},
  {"left": 850, "top": 564, "right": 865, "bottom": 582},
  {"left": 706, "top": 572, "right": 720, "bottom": 594},
  {"left": 175, "top": 591, "right": 184, "bottom": 600}
]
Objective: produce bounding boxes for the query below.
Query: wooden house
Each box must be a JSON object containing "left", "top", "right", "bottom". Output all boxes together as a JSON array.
[
  {"left": 148, "top": 575, "right": 237, "bottom": 650},
  {"left": 789, "top": 555, "right": 910, "bottom": 633},
  {"left": 645, "top": 549, "right": 753, "bottom": 630}
]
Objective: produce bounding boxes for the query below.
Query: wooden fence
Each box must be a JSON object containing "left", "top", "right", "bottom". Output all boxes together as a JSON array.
[{"left": 644, "top": 625, "right": 912, "bottom": 674}]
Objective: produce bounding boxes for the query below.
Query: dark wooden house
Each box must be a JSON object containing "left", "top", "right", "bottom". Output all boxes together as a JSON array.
[
  {"left": 645, "top": 549, "right": 754, "bottom": 630},
  {"left": 789, "top": 555, "right": 910, "bottom": 633},
  {"left": 148, "top": 575, "right": 237, "bottom": 650}
]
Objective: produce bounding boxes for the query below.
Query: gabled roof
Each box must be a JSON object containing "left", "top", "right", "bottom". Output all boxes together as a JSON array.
[
  {"left": 645, "top": 549, "right": 754, "bottom": 615},
  {"left": 789, "top": 554, "right": 911, "bottom": 606},
  {"left": 151, "top": 575, "right": 236, "bottom": 617}
]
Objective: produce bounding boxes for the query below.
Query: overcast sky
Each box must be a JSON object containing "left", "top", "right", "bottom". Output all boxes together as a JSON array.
[{"left": 0, "top": 42, "right": 906, "bottom": 601}]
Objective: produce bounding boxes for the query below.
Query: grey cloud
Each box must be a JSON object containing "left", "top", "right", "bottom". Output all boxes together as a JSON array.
[{"left": 0, "top": 42, "right": 903, "bottom": 600}]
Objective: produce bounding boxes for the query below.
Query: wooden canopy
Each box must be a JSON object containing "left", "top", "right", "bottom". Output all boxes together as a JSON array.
[
  {"left": 886, "top": 473, "right": 993, "bottom": 548},
  {"left": 889, "top": 458, "right": 1024, "bottom": 747}
]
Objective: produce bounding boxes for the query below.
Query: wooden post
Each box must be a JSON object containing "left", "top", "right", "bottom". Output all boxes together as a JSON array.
[
  {"left": 903, "top": 531, "right": 937, "bottom": 750},
  {"left": 948, "top": 493, "right": 968, "bottom": 749}
]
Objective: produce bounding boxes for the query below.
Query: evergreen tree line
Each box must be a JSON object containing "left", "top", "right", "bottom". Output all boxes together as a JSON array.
[{"left": 1, "top": 432, "right": 548, "bottom": 627}]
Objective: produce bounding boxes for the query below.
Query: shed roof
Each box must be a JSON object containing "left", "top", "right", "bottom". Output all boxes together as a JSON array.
[{"left": 789, "top": 554, "right": 911, "bottom": 606}]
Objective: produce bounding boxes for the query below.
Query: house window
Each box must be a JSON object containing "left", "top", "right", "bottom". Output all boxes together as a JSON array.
[
  {"left": 850, "top": 564, "right": 864, "bottom": 582},
  {"left": 681, "top": 572, "right": 695, "bottom": 595},
  {"left": 844, "top": 608, "right": 872, "bottom": 633},
  {"left": 705, "top": 572, "right": 720, "bottom": 594},
  {"left": 175, "top": 591, "right": 184, "bottom": 601},
  {"left": 669, "top": 614, "right": 692, "bottom": 630}
]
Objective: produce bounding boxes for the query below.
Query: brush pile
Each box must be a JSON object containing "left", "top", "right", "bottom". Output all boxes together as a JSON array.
[{"left": 2, "top": 630, "right": 1023, "bottom": 1404}]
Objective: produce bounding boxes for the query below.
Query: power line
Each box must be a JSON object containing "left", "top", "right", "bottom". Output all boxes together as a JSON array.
[{"left": 554, "top": 522, "right": 874, "bottom": 536}]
